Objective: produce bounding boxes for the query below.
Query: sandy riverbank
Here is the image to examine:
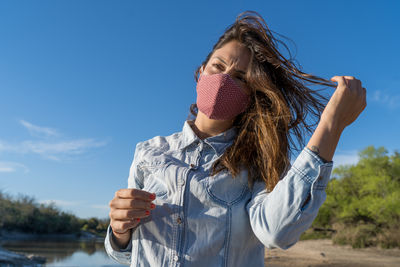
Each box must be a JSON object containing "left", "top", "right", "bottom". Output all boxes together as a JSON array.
[{"left": 264, "top": 239, "right": 400, "bottom": 267}]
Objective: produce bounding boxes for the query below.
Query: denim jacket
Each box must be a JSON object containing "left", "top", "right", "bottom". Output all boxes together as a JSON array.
[{"left": 104, "top": 119, "right": 334, "bottom": 267}]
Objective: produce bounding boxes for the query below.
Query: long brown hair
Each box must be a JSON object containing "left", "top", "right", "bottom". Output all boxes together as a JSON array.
[{"left": 189, "top": 10, "right": 336, "bottom": 192}]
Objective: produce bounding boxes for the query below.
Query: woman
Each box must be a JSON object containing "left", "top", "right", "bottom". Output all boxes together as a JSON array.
[{"left": 105, "top": 10, "right": 366, "bottom": 266}]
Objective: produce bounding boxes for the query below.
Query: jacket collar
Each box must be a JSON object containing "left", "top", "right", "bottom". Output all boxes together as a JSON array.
[{"left": 180, "top": 120, "right": 238, "bottom": 157}]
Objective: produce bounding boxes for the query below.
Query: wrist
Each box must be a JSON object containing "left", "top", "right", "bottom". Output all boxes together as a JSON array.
[
  {"left": 111, "top": 228, "right": 132, "bottom": 250},
  {"left": 112, "top": 228, "right": 132, "bottom": 238},
  {"left": 306, "top": 145, "right": 331, "bottom": 163},
  {"left": 307, "top": 116, "right": 344, "bottom": 163}
]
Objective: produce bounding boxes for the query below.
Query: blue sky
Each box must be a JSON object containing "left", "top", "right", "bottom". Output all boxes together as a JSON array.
[{"left": 0, "top": 0, "right": 399, "bottom": 219}]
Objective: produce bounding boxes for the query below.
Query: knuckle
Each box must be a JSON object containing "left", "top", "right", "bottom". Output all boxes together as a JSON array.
[
  {"left": 113, "top": 222, "right": 121, "bottom": 231},
  {"left": 122, "top": 221, "right": 130, "bottom": 229},
  {"left": 117, "top": 220, "right": 125, "bottom": 228},
  {"left": 125, "top": 210, "right": 132, "bottom": 219}
]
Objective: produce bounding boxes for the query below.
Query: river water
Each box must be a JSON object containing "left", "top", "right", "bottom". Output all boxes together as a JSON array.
[{"left": 1, "top": 239, "right": 125, "bottom": 266}]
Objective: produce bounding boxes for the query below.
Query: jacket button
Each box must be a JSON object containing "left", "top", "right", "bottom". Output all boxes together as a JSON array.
[
  {"left": 177, "top": 216, "right": 182, "bottom": 224},
  {"left": 190, "top": 163, "right": 196, "bottom": 169},
  {"left": 173, "top": 255, "right": 179, "bottom": 261}
]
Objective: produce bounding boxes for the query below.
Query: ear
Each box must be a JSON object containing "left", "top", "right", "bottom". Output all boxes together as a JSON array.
[
  {"left": 198, "top": 65, "right": 205, "bottom": 81},
  {"left": 200, "top": 65, "right": 205, "bottom": 75}
]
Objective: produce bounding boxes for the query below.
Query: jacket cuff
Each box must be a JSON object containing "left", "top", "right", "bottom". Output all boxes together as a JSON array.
[
  {"left": 109, "top": 225, "right": 132, "bottom": 252},
  {"left": 104, "top": 224, "right": 132, "bottom": 265},
  {"left": 291, "top": 146, "right": 334, "bottom": 190}
]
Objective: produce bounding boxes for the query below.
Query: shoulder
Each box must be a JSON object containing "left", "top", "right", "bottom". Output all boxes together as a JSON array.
[{"left": 134, "top": 129, "right": 183, "bottom": 164}]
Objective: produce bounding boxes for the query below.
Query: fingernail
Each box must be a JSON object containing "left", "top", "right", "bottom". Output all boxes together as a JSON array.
[
  {"left": 136, "top": 218, "right": 140, "bottom": 222},
  {"left": 151, "top": 203, "right": 155, "bottom": 209},
  {"left": 145, "top": 210, "right": 150, "bottom": 215},
  {"left": 149, "top": 193, "right": 156, "bottom": 200}
]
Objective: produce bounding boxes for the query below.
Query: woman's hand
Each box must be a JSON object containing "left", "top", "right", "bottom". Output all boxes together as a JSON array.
[
  {"left": 108, "top": 188, "right": 156, "bottom": 242},
  {"left": 306, "top": 75, "right": 366, "bottom": 162},
  {"left": 321, "top": 76, "right": 367, "bottom": 130}
]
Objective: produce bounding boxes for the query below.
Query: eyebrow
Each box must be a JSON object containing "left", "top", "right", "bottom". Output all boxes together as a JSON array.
[{"left": 214, "top": 56, "right": 246, "bottom": 75}]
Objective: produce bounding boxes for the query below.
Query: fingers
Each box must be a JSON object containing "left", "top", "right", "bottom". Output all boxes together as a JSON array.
[
  {"left": 108, "top": 188, "right": 158, "bottom": 235},
  {"left": 346, "top": 78, "right": 361, "bottom": 92},
  {"left": 362, "top": 87, "right": 367, "bottom": 108},
  {"left": 116, "top": 188, "right": 155, "bottom": 201},
  {"left": 110, "top": 197, "right": 156, "bottom": 209},
  {"left": 110, "top": 208, "right": 151, "bottom": 221},
  {"left": 111, "top": 219, "right": 140, "bottom": 235},
  {"left": 331, "top": 75, "right": 363, "bottom": 91},
  {"left": 330, "top": 76, "right": 347, "bottom": 87}
]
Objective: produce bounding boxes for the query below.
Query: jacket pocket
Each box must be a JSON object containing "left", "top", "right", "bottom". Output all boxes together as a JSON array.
[{"left": 206, "top": 167, "right": 248, "bottom": 205}]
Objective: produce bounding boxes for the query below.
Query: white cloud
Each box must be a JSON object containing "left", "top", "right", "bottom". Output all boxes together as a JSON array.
[
  {"left": 0, "top": 141, "right": 12, "bottom": 152},
  {"left": 0, "top": 119, "right": 108, "bottom": 161},
  {"left": 332, "top": 150, "right": 359, "bottom": 167},
  {"left": 21, "top": 139, "right": 107, "bottom": 160},
  {"left": 371, "top": 90, "right": 400, "bottom": 109},
  {"left": 0, "top": 139, "right": 107, "bottom": 161},
  {"left": 90, "top": 204, "right": 109, "bottom": 210},
  {"left": 290, "top": 149, "right": 360, "bottom": 167},
  {"left": 19, "top": 120, "right": 59, "bottom": 137},
  {"left": 0, "top": 161, "right": 29, "bottom": 173},
  {"left": 38, "top": 199, "right": 80, "bottom": 207},
  {"left": 370, "top": 80, "right": 400, "bottom": 109}
]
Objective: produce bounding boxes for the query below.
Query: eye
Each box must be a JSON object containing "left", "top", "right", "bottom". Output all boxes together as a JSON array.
[
  {"left": 237, "top": 75, "right": 246, "bottom": 83},
  {"left": 212, "top": 63, "right": 224, "bottom": 70},
  {"left": 212, "top": 63, "right": 246, "bottom": 83}
]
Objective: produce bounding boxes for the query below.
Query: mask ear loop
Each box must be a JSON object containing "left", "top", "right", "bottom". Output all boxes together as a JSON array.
[{"left": 198, "top": 65, "right": 205, "bottom": 82}]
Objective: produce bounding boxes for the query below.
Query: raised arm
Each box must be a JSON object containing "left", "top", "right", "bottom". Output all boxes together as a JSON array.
[
  {"left": 307, "top": 75, "right": 367, "bottom": 162},
  {"left": 246, "top": 75, "right": 366, "bottom": 249},
  {"left": 246, "top": 146, "right": 334, "bottom": 249}
]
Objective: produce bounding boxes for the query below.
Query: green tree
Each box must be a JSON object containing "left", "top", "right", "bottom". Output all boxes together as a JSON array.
[{"left": 309, "top": 146, "right": 400, "bottom": 248}]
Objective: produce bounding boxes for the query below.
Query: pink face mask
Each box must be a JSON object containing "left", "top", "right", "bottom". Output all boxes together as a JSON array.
[{"left": 196, "top": 73, "right": 250, "bottom": 120}]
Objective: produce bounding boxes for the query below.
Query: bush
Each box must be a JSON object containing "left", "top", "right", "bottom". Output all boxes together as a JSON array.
[
  {"left": 331, "top": 222, "right": 379, "bottom": 248},
  {"left": 306, "top": 146, "right": 400, "bottom": 248},
  {"left": 0, "top": 191, "right": 102, "bottom": 235}
]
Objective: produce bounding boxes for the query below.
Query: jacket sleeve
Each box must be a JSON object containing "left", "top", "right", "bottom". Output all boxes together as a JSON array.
[
  {"left": 104, "top": 141, "right": 145, "bottom": 265},
  {"left": 246, "top": 146, "right": 334, "bottom": 250}
]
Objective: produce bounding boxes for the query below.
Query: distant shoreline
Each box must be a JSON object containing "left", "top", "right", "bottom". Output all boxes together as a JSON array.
[{"left": 0, "top": 229, "right": 105, "bottom": 242}]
